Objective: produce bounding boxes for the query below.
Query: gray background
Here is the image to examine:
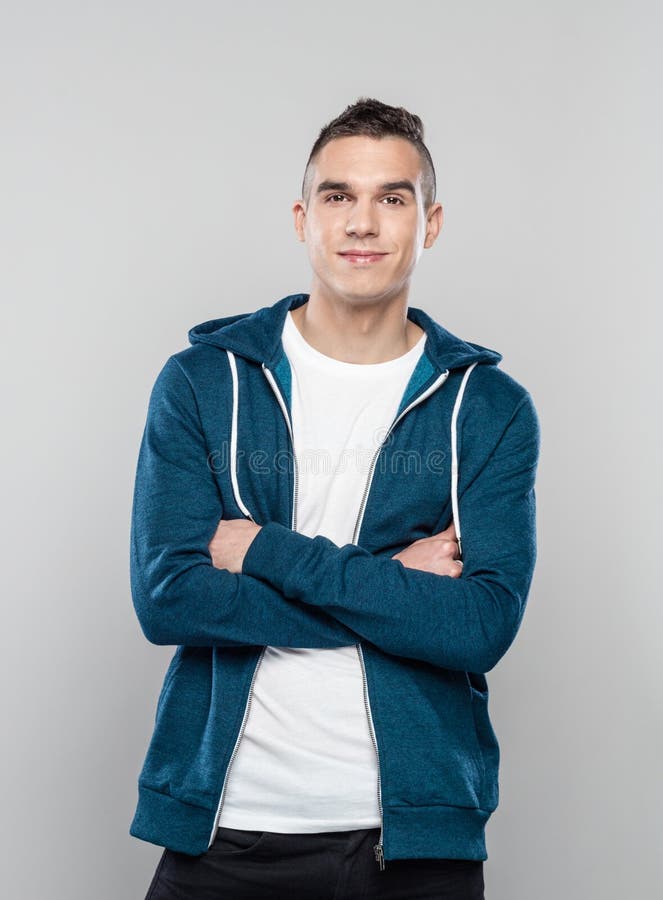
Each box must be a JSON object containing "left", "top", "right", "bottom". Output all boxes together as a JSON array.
[{"left": 2, "top": 1, "right": 661, "bottom": 897}]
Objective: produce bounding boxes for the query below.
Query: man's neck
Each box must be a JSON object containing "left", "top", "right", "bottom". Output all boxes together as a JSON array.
[{"left": 290, "top": 290, "right": 424, "bottom": 365}]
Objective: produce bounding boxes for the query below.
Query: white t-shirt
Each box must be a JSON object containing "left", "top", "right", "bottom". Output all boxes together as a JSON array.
[{"left": 218, "top": 310, "right": 426, "bottom": 832}]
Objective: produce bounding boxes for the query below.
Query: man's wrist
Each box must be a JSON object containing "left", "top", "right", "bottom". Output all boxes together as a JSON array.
[{"left": 242, "top": 520, "right": 307, "bottom": 588}]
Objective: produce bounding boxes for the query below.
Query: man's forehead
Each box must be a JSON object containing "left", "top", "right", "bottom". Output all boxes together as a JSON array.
[{"left": 312, "top": 138, "right": 424, "bottom": 192}]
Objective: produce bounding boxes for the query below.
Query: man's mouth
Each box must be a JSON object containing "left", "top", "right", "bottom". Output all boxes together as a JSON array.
[{"left": 338, "top": 251, "right": 389, "bottom": 264}]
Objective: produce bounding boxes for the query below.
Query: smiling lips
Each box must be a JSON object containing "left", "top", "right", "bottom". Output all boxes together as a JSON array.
[{"left": 338, "top": 250, "right": 388, "bottom": 264}]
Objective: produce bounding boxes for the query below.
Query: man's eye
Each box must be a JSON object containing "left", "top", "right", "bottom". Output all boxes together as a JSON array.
[{"left": 325, "top": 194, "right": 403, "bottom": 204}]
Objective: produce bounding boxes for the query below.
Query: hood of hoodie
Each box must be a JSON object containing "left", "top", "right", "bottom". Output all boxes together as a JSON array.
[{"left": 188, "top": 293, "right": 502, "bottom": 373}]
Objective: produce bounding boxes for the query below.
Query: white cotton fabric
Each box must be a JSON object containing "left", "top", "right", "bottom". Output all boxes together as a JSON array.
[{"left": 218, "top": 310, "right": 426, "bottom": 832}]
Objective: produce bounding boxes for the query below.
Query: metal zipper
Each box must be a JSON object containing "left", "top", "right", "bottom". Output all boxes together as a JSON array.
[
  {"left": 356, "top": 642, "right": 385, "bottom": 870},
  {"left": 207, "top": 645, "right": 267, "bottom": 847},
  {"left": 207, "top": 363, "right": 300, "bottom": 849},
  {"left": 350, "top": 367, "right": 450, "bottom": 870}
]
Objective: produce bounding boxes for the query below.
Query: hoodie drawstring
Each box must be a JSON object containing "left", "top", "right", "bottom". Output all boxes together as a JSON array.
[
  {"left": 226, "top": 350, "right": 255, "bottom": 521},
  {"left": 450, "top": 362, "right": 478, "bottom": 560}
]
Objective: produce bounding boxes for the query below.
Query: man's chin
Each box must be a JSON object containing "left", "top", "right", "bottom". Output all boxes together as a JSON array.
[{"left": 316, "top": 280, "right": 405, "bottom": 308}]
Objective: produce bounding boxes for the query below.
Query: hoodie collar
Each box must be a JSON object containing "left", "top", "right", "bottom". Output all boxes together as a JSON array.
[{"left": 188, "top": 293, "right": 502, "bottom": 373}]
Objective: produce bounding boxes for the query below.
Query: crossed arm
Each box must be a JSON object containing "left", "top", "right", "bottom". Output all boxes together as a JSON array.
[{"left": 131, "top": 356, "right": 539, "bottom": 674}]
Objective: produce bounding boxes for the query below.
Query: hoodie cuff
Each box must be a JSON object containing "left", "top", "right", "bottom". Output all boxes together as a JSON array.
[{"left": 242, "top": 521, "right": 312, "bottom": 591}]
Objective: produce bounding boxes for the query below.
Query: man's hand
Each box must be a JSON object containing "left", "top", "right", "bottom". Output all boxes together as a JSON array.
[
  {"left": 208, "top": 518, "right": 262, "bottom": 574},
  {"left": 392, "top": 522, "right": 462, "bottom": 577}
]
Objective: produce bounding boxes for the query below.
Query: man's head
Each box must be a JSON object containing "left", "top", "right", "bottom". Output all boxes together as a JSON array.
[{"left": 293, "top": 98, "right": 443, "bottom": 308}]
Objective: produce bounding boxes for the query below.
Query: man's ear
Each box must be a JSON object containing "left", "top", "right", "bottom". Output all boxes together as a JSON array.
[
  {"left": 292, "top": 199, "right": 306, "bottom": 242},
  {"left": 423, "top": 202, "right": 443, "bottom": 249}
]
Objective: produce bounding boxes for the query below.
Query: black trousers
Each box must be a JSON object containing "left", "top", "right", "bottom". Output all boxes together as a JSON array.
[{"left": 145, "top": 825, "right": 485, "bottom": 899}]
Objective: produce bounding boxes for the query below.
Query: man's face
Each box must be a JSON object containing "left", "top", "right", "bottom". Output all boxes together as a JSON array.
[{"left": 293, "top": 135, "right": 442, "bottom": 307}]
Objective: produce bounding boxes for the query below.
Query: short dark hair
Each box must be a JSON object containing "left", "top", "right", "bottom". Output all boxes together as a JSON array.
[{"left": 302, "top": 97, "right": 436, "bottom": 210}]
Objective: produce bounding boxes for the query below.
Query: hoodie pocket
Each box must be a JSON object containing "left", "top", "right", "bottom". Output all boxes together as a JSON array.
[{"left": 466, "top": 672, "right": 500, "bottom": 812}]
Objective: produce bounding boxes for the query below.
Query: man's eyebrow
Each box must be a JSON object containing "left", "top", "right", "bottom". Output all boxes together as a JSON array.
[
  {"left": 380, "top": 180, "right": 417, "bottom": 196},
  {"left": 315, "top": 179, "right": 417, "bottom": 197},
  {"left": 316, "top": 180, "right": 351, "bottom": 194}
]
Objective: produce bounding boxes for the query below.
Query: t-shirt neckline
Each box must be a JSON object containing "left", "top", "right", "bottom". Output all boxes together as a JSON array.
[{"left": 283, "top": 310, "right": 426, "bottom": 375}]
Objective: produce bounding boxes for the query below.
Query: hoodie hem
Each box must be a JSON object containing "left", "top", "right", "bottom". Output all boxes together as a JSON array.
[
  {"left": 383, "top": 803, "right": 491, "bottom": 861},
  {"left": 129, "top": 785, "right": 216, "bottom": 856},
  {"left": 130, "top": 784, "right": 491, "bottom": 861}
]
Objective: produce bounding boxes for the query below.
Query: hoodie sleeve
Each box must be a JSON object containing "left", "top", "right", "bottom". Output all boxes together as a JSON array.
[
  {"left": 242, "top": 391, "right": 540, "bottom": 674},
  {"left": 130, "top": 355, "right": 361, "bottom": 648}
]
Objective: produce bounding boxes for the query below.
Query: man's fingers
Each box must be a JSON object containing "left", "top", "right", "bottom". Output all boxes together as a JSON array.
[
  {"left": 448, "top": 559, "right": 464, "bottom": 578},
  {"left": 437, "top": 538, "right": 461, "bottom": 559}
]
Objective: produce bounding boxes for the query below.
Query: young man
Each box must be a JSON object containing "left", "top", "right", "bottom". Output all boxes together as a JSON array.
[{"left": 130, "top": 98, "right": 540, "bottom": 899}]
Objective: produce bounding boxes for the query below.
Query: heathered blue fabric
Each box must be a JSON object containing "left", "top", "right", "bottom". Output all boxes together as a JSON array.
[{"left": 129, "top": 292, "right": 540, "bottom": 862}]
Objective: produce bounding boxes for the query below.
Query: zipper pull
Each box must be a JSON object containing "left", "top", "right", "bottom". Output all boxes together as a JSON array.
[{"left": 374, "top": 841, "right": 385, "bottom": 871}]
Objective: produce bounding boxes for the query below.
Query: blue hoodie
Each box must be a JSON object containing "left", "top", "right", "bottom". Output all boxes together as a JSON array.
[{"left": 129, "top": 292, "right": 540, "bottom": 868}]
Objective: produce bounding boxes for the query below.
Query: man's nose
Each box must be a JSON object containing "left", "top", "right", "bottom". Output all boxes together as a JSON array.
[{"left": 345, "top": 199, "right": 379, "bottom": 238}]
